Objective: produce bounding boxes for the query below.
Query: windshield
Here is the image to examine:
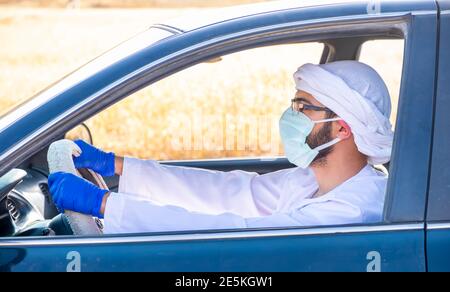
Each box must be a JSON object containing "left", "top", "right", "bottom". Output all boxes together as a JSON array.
[{"left": 0, "top": 27, "right": 173, "bottom": 130}]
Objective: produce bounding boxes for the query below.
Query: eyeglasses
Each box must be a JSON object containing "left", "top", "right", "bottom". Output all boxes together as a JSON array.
[{"left": 291, "top": 97, "right": 334, "bottom": 113}]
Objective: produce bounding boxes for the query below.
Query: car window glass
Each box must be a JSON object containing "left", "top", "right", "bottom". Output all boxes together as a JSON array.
[{"left": 62, "top": 37, "right": 406, "bottom": 236}]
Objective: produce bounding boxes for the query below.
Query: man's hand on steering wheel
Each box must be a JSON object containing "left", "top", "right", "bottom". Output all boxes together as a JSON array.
[
  {"left": 48, "top": 172, "right": 109, "bottom": 218},
  {"left": 73, "top": 139, "right": 115, "bottom": 177}
]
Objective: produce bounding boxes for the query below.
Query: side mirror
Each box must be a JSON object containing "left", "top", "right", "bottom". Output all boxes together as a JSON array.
[{"left": 64, "top": 123, "right": 93, "bottom": 145}]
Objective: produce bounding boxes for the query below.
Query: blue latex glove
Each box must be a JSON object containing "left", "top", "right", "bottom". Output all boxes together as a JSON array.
[
  {"left": 73, "top": 139, "right": 115, "bottom": 177},
  {"left": 48, "top": 172, "right": 108, "bottom": 218}
]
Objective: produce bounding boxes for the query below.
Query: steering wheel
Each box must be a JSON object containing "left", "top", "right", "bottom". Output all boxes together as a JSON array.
[{"left": 47, "top": 139, "right": 107, "bottom": 235}]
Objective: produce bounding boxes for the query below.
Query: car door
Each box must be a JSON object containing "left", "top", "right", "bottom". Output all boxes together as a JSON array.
[
  {"left": 0, "top": 1, "right": 437, "bottom": 272},
  {"left": 425, "top": 0, "right": 450, "bottom": 272}
]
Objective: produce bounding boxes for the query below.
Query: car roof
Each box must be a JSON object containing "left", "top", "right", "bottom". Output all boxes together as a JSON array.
[{"left": 157, "top": 0, "right": 367, "bottom": 32}]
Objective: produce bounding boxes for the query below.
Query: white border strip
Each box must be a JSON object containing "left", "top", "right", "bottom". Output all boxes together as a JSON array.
[{"left": 427, "top": 223, "right": 450, "bottom": 230}]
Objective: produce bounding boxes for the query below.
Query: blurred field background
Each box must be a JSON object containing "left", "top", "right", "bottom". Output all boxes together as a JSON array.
[{"left": 0, "top": 0, "right": 403, "bottom": 160}]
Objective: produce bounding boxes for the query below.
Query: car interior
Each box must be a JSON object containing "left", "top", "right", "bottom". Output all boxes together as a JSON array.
[{"left": 0, "top": 34, "right": 401, "bottom": 238}]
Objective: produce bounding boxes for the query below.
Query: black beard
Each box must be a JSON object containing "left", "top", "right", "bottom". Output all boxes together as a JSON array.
[{"left": 305, "top": 121, "right": 335, "bottom": 167}]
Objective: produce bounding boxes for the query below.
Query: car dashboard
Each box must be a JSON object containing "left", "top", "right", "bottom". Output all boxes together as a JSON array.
[{"left": 0, "top": 166, "right": 72, "bottom": 237}]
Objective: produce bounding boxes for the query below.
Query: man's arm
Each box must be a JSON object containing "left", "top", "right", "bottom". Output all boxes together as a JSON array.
[
  {"left": 72, "top": 140, "right": 282, "bottom": 217},
  {"left": 100, "top": 192, "right": 367, "bottom": 234},
  {"left": 115, "top": 157, "right": 269, "bottom": 217}
]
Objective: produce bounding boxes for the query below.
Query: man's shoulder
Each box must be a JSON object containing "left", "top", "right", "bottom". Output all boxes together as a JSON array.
[
  {"left": 351, "top": 165, "right": 388, "bottom": 184},
  {"left": 331, "top": 167, "right": 387, "bottom": 223},
  {"left": 332, "top": 165, "right": 388, "bottom": 202}
]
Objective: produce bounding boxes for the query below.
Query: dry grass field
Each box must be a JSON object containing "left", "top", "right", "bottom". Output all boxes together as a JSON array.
[{"left": 0, "top": 4, "right": 404, "bottom": 160}]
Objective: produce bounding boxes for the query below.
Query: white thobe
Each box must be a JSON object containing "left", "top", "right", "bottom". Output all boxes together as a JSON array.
[{"left": 103, "top": 157, "right": 387, "bottom": 234}]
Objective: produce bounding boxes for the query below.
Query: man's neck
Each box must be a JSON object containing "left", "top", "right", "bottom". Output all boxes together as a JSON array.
[{"left": 310, "top": 155, "right": 367, "bottom": 197}]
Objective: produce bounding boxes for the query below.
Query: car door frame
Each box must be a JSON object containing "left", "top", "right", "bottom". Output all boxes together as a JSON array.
[
  {"left": 425, "top": 0, "right": 450, "bottom": 272},
  {"left": 0, "top": 2, "right": 438, "bottom": 271}
]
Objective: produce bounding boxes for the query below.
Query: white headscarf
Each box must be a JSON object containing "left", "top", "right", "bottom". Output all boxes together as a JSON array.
[{"left": 294, "top": 61, "right": 394, "bottom": 165}]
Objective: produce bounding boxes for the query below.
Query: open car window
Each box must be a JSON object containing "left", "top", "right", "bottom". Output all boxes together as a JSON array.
[
  {"left": 64, "top": 37, "right": 405, "bottom": 235},
  {"left": 0, "top": 36, "right": 406, "bottom": 239}
]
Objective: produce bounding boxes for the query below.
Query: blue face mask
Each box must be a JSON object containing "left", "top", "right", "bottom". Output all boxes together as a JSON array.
[{"left": 279, "top": 107, "right": 343, "bottom": 168}]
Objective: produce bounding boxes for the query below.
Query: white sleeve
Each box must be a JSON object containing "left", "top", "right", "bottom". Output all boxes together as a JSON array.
[
  {"left": 116, "top": 157, "right": 289, "bottom": 217},
  {"left": 103, "top": 193, "right": 363, "bottom": 234},
  {"left": 103, "top": 192, "right": 248, "bottom": 234}
]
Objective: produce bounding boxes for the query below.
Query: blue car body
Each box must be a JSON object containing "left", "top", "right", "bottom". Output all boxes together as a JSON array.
[{"left": 0, "top": 0, "right": 449, "bottom": 271}]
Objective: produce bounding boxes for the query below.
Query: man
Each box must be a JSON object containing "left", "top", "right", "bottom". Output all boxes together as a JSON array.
[{"left": 48, "top": 60, "right": 394, "bottom": 234}]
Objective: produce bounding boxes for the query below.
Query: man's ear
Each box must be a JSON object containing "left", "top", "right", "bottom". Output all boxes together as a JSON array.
[{"left": 337, "top": 120, "right": 352, "bottom": 139}]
